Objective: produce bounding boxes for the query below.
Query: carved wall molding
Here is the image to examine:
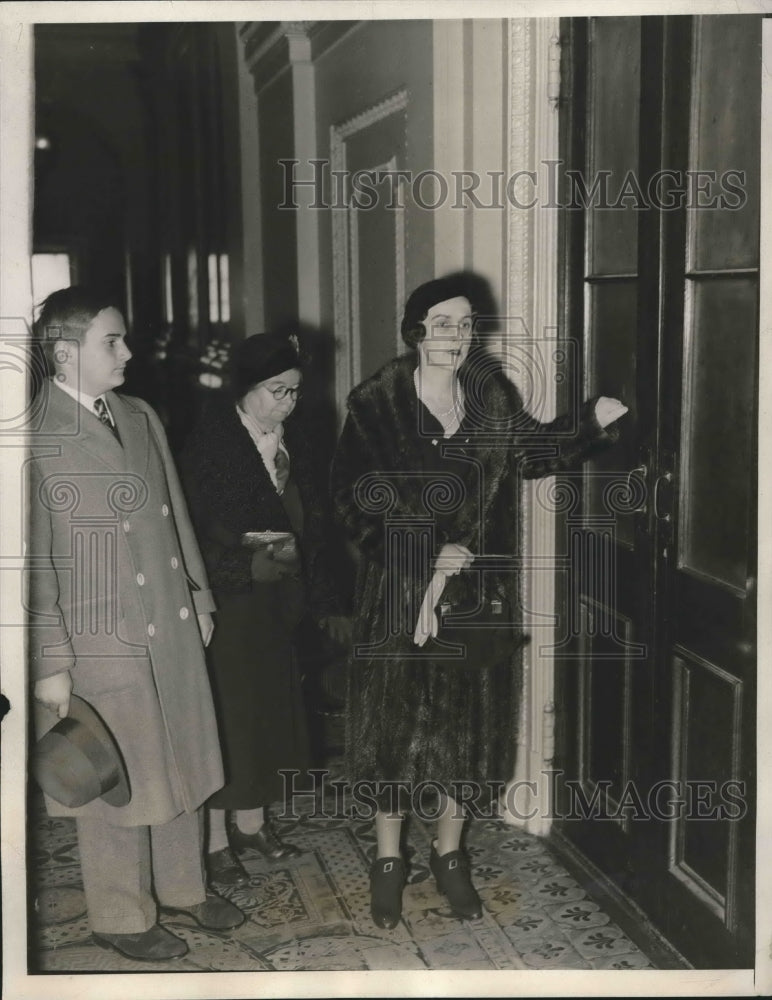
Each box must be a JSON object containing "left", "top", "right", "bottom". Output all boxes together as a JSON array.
[{"left": 333, "top": 88, "right": 409, "bottom": 142}]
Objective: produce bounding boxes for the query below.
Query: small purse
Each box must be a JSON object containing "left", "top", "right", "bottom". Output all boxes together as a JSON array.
[{"left": 421, "top": 590, "right": 521, "bottom": 667}]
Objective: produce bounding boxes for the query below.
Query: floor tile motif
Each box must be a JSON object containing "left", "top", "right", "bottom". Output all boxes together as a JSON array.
[{"left": 27, "top": 787, "right": 657, "bottom": 973}]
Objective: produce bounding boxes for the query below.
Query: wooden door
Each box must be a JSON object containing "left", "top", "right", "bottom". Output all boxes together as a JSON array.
[{"left": 554, "top": 14, "right": 759, "bottom": 968}]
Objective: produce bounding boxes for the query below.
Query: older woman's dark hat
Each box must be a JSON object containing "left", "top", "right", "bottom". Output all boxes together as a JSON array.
[
  {"left": 400, "top": 276, "right": 477, "bottom": 348},
  {"left": 230, "top": 332, "right": 302, "bottom": 399},
  {"left": 32, "top": 695, "right": 131, "bottom": 809}
]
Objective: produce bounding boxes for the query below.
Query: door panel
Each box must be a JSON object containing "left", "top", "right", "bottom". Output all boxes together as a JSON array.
[
  {"left": 586, "top": 16, "right": 641, "bottom": 275},
  {"left": 671, "top": 648, "right": 743, "bottom": 917},
  {"left": 556, "top": 13, "right": 759, "bottom": 968},
  {"left": 688, "top": 16, "right": 761, "bottom": 272},
  {"left": 678, "top": 277, "right": 757, "bottom": 591},
  {"left": 581, "top": 604, "right": 635, "bottom": 814}
]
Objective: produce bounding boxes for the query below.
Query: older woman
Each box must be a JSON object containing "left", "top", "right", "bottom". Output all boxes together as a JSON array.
[
  {"left": 181, "top": 332, "right": 344, "bottom": 887},
  {"left": 331, "top": 275, "right": 627, "bottom": 929}
]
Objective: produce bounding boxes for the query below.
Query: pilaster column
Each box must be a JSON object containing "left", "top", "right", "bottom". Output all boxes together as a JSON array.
[
  {"left": 505, "top": 17, "right": 562, "bottom": 837},
  {"left": 285, "top": 23, "right": 321, "bottom": 328},
  {"left": 240, "top": 21, "right": 322, "bottom": 329}
]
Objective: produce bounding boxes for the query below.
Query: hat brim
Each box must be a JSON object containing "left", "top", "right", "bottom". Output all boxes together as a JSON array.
[{"left": 33, "top": 694, "right": 131, "bottom": 808}]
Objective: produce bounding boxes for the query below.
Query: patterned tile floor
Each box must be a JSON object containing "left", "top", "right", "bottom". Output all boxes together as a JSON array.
[{"left": 27, "top": 767, "right": 660, "bottom": 974}]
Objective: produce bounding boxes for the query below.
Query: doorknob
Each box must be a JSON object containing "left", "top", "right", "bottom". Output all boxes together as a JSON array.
[
  {"left": 654, "top": 471, "right": 673, "bottom": 521},
  {"left": 625, "top": 464, "right": 647, "bottom": 512}
]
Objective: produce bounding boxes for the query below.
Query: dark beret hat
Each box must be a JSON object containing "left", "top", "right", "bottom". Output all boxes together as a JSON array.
[
  {"left": 231, "top": 332, "right": 301, "bottom": 398},
  {"left": 400, "top": 276, "right": 474, "bottom": 347}
]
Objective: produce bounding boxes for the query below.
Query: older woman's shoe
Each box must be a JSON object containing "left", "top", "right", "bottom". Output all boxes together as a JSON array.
[
  {"left": 370, "top": 856, "right": 406, "bottom": 929},
  {"left": 429, "top": 844, "right": 482, "bottom": 920},
  {"left": 229, "top": 819, "right": 301, "bottom": 861},
  {"left": 205, "top": 846, "right": 250, "bottom": 886}
]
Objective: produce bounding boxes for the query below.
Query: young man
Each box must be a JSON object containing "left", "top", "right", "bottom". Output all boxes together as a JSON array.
[{"left": 27, "top": 286, "right": 243, "bottom": 962}]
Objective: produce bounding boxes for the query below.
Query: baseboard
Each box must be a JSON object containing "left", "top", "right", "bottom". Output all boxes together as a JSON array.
[{"left": 547, "top": 827, "right": 692, "bottom": 971}]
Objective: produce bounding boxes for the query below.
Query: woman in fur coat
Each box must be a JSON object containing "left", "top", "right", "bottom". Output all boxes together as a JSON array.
[
  {"left": 331, "top": 275, "right": 627, "bottom": 928},
  {"left": 181, "top": 332, "right": 346, "bottom": 887}
]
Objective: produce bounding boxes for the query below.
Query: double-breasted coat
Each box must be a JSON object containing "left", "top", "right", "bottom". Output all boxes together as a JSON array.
[
  {"left": 331, "top": 352, "right": 619, "bottom": 798},
  {"left": 27, "top": 382, "right": 224, "bottom": 826}
]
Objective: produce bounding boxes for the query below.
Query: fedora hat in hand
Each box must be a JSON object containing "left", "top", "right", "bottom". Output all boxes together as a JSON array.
[{"left": 32, "top": 695, "right": 131, "bottom": 808}]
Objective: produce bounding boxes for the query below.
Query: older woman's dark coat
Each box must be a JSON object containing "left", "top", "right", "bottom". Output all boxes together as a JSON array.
[
  {"left": 331, "top": 351, "right": 618, "bottom": 805},
  {"left": 180, "top": 393, "right": 338, "bottom": 808}
]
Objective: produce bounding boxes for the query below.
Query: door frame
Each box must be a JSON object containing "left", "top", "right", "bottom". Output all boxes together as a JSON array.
[
  {"left": 503, "top": 17, "right": 565, "bottom": 837},
  {"left": 755, "top": 14, "right": 772, "bottom": 979}
]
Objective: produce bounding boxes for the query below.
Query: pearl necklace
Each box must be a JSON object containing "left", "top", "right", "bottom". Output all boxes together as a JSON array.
[{"left": 413, "top": 368, "right": 465, "bottom": 427}]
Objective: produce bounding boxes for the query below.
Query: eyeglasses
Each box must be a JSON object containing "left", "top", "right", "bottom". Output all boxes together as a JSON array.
[
  {"left": 262, "top": 383, "right": 302, "bottom": 401},
  {"left": 429, "top": 317, "right": 475, "bottom": 336}
]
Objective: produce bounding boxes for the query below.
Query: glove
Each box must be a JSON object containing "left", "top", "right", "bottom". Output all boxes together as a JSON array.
[
  {"left": 413, "top": 570, "right": 449, "bottom": 647},
  {"left": 250, "top": 544, "right": 288, "bottom": 582}
]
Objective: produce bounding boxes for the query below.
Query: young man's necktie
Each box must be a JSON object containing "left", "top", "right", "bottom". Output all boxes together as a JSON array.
[{"left": 94, "top": 397, "right": 121, "bottom": 444}]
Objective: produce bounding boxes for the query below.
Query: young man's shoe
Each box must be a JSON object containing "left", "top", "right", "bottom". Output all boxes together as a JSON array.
[
  {"left": 93, "top": 924, "right": 188, "bottom": 961},
  {"left": 160, "top": 890, "right": 245, "bottom": 931}
]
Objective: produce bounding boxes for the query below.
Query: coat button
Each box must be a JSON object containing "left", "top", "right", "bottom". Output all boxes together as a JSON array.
[
  {"left": 170, "top": 556, "right": 179, "bottom": 569},
  {"left": 122, "top": 520, "right": 130, "bottom": 533},
  {"left": 161, "top": 504, "right": 169, "bottom": 517},
  {"left": 147, "top": 623, "right": 156, "bottom": 637},
  {"left": 179, "top": 607, "right": 189, "bottom": 620},
  {"left": 136, "top": 573, "right": 145, "bottom": 586}
]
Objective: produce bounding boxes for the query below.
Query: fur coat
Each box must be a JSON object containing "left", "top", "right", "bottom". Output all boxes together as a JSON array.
[{"left": 331, "top": 351, "right": 618, "bottom": 796}]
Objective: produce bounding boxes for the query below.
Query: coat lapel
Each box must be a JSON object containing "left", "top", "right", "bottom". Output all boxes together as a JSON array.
[
  {"left": 39, "top": 382, "right": 126, "bottom": 472},
  {"left": 108, "top": 391, "right": 149, "bottom": 477}
]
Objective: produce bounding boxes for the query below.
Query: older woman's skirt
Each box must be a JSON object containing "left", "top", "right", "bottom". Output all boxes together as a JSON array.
[{"left": 206, "top": 577, "right": 309, "bottom": 810}]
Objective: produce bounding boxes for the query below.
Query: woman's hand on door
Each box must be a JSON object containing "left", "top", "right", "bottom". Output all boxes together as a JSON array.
[{"left": 594, "top": 397, "right": 628, "bottom": 429}]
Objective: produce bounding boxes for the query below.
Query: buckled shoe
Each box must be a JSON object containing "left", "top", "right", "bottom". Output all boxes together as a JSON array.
[
  {"left": 370, "top": 856, "right": 406, "bottom": 929},
  {"left": 429, "top": 844, "right": 482, "bottom": 920}
]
